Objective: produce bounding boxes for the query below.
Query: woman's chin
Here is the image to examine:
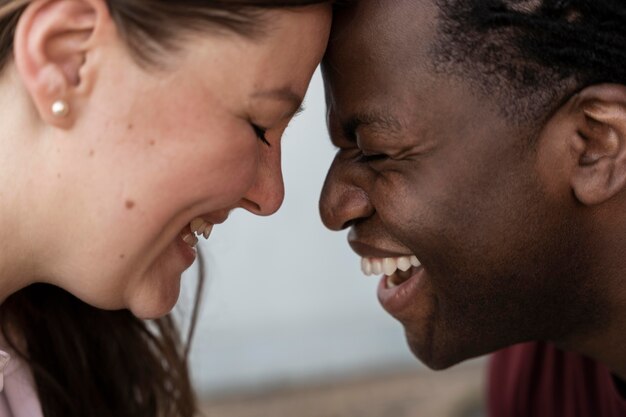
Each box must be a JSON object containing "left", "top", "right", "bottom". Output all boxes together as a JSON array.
[
  {"left": 126, "top": 273, "right": 183, "bottom": 319},
  {"left": 128, "top": 291, "right": 180, "bottom": 319},
  {"left": 126, "top": 238, "right": 195, "bottom": 319}
]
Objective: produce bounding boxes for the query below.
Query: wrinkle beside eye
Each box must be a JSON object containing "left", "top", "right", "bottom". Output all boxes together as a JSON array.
[{"left": 358, "top": 153, "right": 388, "bottom": 163}]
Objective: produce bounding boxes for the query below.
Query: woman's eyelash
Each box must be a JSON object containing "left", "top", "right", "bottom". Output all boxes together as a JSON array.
[{"left": 252, "top": 124, "right": 271, "bottom": 147}]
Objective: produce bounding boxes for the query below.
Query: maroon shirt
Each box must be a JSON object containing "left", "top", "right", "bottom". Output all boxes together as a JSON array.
[{"left": 488, "top": 342, "right": 626, "bottom": 417}]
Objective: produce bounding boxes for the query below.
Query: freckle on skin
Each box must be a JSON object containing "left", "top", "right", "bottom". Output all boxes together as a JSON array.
[
  {"left": 119, "top": 254, "right": 125, "bottom": 259},
  {"left": 149, "top": 140, "right": 156, "bottom": 146},
  {"left": 125, "top": 200, "right": 135, "bottom": 210},
  {"left": 57, "top": 173, "right": 61, "bottom": 179},
  {"left": 128, "top": 124, "right": 133, "bottom": 131},
  {"left": 89, "top": 150, "right": 95, "bottom": 157}
]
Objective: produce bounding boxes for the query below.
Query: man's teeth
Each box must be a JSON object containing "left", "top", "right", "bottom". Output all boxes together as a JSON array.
[
  {"left": 360, "top": 255, "right": 420, "bottom": 277},
  {"left": 189, "top": 218, "right": 214, "bottom": 240}
]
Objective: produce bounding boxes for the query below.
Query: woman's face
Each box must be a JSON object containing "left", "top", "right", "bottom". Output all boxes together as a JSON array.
[{"left": 36, "top": 6, "right": 331, "bottom": 318}]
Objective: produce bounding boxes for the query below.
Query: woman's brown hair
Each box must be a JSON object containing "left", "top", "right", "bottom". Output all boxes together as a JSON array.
[{"left": 0, "top": 1, "right": 331, "bottom": 416}]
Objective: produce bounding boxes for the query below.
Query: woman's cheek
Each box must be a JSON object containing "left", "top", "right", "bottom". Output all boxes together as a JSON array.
[{"left": 203, "top": 142, "right": 260, "bottom": 204}]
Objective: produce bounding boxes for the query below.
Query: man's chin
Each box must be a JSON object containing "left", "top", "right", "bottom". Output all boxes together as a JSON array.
[{"left": 405, "top": 331, "right": 473, "bottom": 371}]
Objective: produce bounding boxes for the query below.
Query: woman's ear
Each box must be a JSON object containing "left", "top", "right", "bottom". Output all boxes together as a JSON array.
[
  {"left": 13, "top": 0, "right": 111, "bottom": 128},
  {"left": 568, "top": 84, "right": 626, "bottom": 206}
]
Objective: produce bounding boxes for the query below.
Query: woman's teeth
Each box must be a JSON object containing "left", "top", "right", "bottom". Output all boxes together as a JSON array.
[
  {"left": 190, "top": 218, "right": 214, "bottom": 239},
  {"left": 182, "top": 218, "right": 215, "bottom": 247},
  {"left": 182, "top": 232, "right": 198, "bottom": 247},
  {"left": 360, "top": 255, "right": 421, "bottom": 277}
]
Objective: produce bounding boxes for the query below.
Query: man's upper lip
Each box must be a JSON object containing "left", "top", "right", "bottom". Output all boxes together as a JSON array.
[{"left": 349, "top": 241, "right": 412, "bottom": 258}]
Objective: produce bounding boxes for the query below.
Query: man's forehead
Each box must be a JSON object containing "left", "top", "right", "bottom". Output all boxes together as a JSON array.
[
  {"left": 323, "top": 0, "right": 443, "bottom": 138},
  {"left": 325, "top": 0, "right": 437, "bottom": 85},
  {"left": 329, "top": 0, "right": 436, "bottom": 50}
]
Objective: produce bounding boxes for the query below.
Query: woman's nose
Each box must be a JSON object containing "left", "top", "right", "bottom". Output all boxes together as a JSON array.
[
  {"left": 319, "top": 158, "right": 374, "bottom": 231},
  {"left": 239, "top": 144, "right": 285, "bottom": 216}
]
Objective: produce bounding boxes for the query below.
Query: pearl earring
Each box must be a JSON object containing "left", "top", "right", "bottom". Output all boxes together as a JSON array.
[{"left": 51, "top": 100, "right": 69, "bottom": 117}]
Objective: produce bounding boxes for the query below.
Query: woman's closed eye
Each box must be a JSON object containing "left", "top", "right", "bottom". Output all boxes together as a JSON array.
[{"left": 251, "top": 123, "right": 271, "bottom": 147}]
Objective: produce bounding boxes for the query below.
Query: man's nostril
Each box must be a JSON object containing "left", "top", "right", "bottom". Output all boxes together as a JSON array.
[{"left": 341, "top": 219, "right": 357, "bottom": 230}]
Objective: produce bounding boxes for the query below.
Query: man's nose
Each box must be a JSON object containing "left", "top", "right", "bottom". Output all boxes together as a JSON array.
[
  {"left": 240, "top": 145, "right": 285, "bottom": 216},
  {"left": 319, "top": 158, "right": 374, "bottom": 230}
]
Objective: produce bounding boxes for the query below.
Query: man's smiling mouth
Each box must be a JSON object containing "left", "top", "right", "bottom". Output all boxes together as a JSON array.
[{"left": 361, "top": 255, "right": 422, "bottom": 287}]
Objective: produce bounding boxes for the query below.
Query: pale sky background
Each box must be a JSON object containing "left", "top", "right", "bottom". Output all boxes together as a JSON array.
[{"left": 180, "top": 70, "right": 421, "bottom": 396}]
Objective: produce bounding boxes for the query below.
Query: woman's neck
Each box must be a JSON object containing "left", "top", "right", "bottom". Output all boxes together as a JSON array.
[{"left": 0, "top": 67, "right": 41, "bottom": 302}]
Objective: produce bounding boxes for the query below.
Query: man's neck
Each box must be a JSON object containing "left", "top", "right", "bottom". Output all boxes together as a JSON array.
[
  {"left": 561, "top": 291, "right": 626, "bottom": 381},
  {"left": 612, "top": 374, "right": 626, "bottom": 400}
]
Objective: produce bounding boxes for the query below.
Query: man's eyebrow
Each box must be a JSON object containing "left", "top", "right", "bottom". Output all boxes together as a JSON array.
[
  {"left": 252, "top": 88, "right": 305, "bottom": 117},
  {"left": 342, "top": 111, "right": 404, "bottom": 140}
]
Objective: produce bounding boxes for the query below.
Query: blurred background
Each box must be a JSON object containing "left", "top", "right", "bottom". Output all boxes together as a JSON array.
[{"left": 179, "top": 70, "right": 487, "bottom": 417}]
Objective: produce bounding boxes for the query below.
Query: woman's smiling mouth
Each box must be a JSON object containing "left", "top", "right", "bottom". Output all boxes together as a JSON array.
[
  {"left": 179, "top": 212, "right": 230, "bottom": 248},
  {"left": 181, "top": 217, "right": 215, "bottom": 247}
]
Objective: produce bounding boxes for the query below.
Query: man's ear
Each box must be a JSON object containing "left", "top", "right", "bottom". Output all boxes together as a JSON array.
[
  {"left": 13, "top": 0, "right": 110, "bottom": 128},
  {"left": 567, "top": 84, "right": 626, "bottom": 206}
]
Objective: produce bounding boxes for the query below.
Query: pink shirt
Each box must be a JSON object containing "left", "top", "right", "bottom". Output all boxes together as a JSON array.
[{"left": 0, "top": 347, "right": 43, "bottom": 417}]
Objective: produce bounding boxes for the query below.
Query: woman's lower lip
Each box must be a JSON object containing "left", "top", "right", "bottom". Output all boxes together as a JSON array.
[
  {"left": 377, "top": 266, "right": 425, "bottom": 316},
  {"left": 175, "top": 235, "right": 197, "bottom": 267}
]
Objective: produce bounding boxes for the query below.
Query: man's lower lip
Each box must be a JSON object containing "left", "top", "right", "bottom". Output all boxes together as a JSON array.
[{"left": 377, "top": 266, "right": 425, "bottom": 315}]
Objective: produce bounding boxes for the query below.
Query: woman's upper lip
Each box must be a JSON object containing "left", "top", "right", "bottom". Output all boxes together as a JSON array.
[
  {"left": 202, "top": 215, "right": 228, "bottom": 225},
  {"left": 349, "top": 240, "right": 413, "bottom": 258},
  {"left": 200, "top": 210, "right": 231, "bottom": 225}
]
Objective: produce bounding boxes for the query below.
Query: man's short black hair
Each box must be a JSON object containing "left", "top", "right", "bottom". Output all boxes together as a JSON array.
[{"left": 432, "top": 0, "right": 626, "bottom": 127}]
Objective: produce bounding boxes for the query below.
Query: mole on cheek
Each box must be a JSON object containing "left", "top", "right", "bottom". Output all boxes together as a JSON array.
[
  {"left": 125, "top": 200, "right": 136, "bottom": 210},
  {"left": 119, "top": 254, "right": 125, "bottom": 259}
]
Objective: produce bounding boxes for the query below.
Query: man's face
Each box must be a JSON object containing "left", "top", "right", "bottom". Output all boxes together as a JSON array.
[{"left": 320, "top": 0, "right": 598, "bottom": 369}]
